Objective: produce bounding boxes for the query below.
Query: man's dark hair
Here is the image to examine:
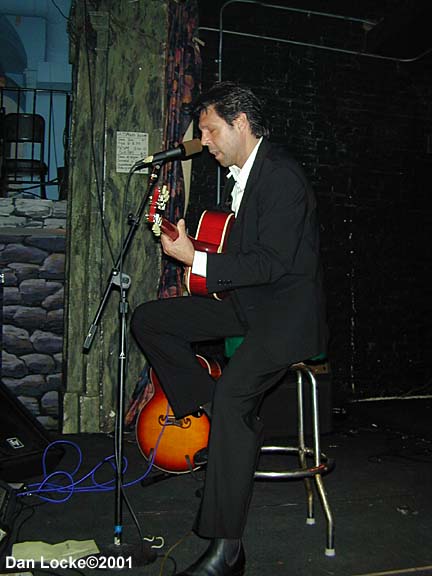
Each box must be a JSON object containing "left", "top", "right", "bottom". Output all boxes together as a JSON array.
[{"left": 194, "top": 81, "right": 270, "bottom": 138}]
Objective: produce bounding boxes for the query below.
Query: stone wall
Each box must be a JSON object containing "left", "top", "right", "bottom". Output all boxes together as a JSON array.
[{"left": 0, "top": 198, "right": 67, "bottom": 430}]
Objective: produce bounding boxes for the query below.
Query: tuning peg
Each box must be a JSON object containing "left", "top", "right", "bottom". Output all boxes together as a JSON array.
[
  {"left": 152, "top": 223, "right": 161, "bottom": 236},
  {"left": 161, "top": 185, "right": 170, "bottom": 202}
]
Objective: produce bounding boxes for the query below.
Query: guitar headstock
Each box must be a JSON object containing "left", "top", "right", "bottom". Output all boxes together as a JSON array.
[
  {"left": 145, "top": 185, "right": 179, "bottom": 241},
  {"left": 146, "top": 185, "right": 170, "bottom": 236}
]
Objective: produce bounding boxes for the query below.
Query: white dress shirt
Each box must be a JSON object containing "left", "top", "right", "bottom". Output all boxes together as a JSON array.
[{"left": 192, "top": 137, "right": 263, "bottom": 278}]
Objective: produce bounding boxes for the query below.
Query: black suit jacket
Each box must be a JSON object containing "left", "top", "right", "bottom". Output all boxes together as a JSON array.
[{"left": 206, "top": 139, "right": 327, "bottom": 364}]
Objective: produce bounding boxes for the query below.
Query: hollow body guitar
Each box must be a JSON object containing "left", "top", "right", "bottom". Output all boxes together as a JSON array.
[
  {"left": 146, "top": 186, "right": 235, "bottom": 299},
  {"left": 136, "top": 355, "right": 222, "bottom": 473}
]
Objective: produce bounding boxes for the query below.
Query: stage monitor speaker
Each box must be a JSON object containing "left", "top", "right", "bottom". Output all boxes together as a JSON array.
[
  {"left": 0, "top": 381, "right": 64, "bottom": 482},
  {"left": 0, "top": 478, "right": 18, "bottom": 565}
]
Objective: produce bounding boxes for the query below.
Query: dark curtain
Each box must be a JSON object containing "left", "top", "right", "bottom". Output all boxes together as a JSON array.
[{"left": 158, "top": 0, "right": 202, "bottom": 299}]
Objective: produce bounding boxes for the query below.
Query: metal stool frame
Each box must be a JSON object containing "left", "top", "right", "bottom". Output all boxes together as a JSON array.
[{"left": 255, "top": 363, "right": 336, "bottom": 556}]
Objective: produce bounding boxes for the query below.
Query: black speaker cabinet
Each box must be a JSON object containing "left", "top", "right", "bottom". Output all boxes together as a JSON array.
[
  {"left": 0, "top": 381, "right": 63, "bottom": 482},
  {"left": 259, "top": 365, "right": 333, "bottom": 440}
]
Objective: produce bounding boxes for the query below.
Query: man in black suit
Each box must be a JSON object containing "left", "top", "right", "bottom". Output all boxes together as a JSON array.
[{"left": 131, "top": 81, "right": 327, "bottom": 576}]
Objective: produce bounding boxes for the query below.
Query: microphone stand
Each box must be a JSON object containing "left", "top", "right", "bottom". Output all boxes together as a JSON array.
[{"left": 83, "top": 163, "right": 162, "bottom": 565}]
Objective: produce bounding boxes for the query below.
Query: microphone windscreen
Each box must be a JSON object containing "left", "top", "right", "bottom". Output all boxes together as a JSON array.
[{"left": 182, "top": 138, "right": 202, "bottom": 157}]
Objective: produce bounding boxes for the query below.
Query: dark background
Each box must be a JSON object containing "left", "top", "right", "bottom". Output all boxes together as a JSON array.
[{"left": 188, "top": 0, "right": 432, "bottom": 402}]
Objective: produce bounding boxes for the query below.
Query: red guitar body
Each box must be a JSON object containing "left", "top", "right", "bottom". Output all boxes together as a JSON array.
[
  {"left": 136, "top": 355, "right": 222, "bottom": 474},
  {"left": 185, "top": 210, "right": 235, "bottom": 299},
  {"left": 146, "top": 187, "right": 235, "bottom": 300}
]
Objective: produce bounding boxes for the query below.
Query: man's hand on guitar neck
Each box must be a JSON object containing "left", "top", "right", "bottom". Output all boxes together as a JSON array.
[{"left": 161, "top": 219, "right": 195, "bottom": 267}]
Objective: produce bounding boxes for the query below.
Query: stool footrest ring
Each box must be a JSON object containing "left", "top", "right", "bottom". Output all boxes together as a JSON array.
[{"left": 255, "top": 445, "right": 335, "bottom": 480}]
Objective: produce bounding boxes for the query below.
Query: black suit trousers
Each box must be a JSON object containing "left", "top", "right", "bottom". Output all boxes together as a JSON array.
[{"left": 131, "top": 295, "right": 289, "bottom": 538}]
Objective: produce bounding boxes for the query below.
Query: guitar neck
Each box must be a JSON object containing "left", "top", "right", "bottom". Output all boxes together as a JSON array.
[{"left": 160, "top": 217, "right": 179, "bottom": 241}]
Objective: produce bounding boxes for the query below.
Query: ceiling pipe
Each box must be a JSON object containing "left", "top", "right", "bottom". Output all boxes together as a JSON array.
[{"left": 214, "top": 0, "right": 432, "bottom": 82}]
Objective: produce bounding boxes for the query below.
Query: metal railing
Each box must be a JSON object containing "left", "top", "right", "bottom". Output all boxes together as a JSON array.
[{"left": 0, "top": 87, "right": 71, "bottom": 200}]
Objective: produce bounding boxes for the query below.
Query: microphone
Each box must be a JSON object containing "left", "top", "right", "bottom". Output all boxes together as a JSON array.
[{"left": 133, "top": 139, "right": 202, "bottom": 170}]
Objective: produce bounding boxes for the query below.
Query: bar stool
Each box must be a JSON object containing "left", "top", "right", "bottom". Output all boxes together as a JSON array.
[
  {"left": 224, "top": 338, "right": 336, "bottom": 557},
  {"left": 255, "top": 362, "right": 335, "bottom": 556}
]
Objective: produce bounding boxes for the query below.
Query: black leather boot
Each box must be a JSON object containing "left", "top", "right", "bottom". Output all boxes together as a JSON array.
[{"left": 176, "top": 538, "right": 245, "bottom": 576}]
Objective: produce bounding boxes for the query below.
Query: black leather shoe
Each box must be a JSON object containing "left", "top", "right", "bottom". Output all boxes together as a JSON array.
[
  {"left": 193, "top": 447, "right": 208, "bottom": 467},
  {"left": 176, "top": 538, "right": 245, "bottom": 576}
]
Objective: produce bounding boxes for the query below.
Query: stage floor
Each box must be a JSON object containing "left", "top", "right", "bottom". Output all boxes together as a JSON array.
[{"left": 1, "top": 398, "right": 432, "bottom": 576}]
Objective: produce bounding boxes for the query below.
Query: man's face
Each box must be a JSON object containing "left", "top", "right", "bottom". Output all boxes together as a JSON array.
[{"left": 198, "top": 105, "right": 243, "bottom": 168}]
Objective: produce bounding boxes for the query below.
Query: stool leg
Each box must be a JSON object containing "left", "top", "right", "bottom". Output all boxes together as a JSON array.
[
  {"left": 304, "top": 366, "right": 335, "bottom": 554},
  {"left": 296, "top": 370, "right": 315, "bottom": 524},
  {"left": 302, "top": 465, "right": 315, "bottom": 525},
  {"left": 314, "top": 473, "right": 335, "bottom": 556}
]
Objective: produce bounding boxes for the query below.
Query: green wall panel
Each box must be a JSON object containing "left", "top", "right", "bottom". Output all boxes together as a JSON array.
[{"left": 65, "top": 0, "right": 168, "bottom": 432}]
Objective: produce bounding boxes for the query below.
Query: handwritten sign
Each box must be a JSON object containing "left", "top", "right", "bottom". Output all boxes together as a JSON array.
[{"left": 116, "top": 131, "right": 149, "bottom": 173}]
